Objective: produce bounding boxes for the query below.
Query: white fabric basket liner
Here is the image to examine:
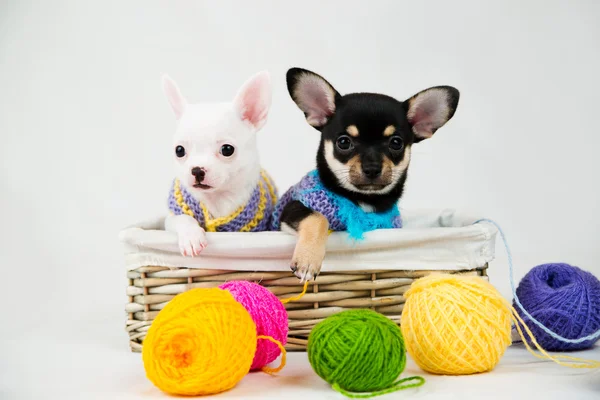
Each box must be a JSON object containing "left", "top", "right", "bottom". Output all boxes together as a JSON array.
[{"left": 119, "top": 209, "right": 497, "bottom": 272}]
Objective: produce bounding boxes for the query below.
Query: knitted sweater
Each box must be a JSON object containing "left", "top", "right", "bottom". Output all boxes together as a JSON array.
[
  {"left": 271, "top": 170, "right": 401, "bottom": 239},
  {"left": 168, "top": 170, "right": 277, "bottom": 232}
]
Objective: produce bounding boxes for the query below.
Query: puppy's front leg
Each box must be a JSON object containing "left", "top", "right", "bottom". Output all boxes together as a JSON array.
[
  {"left": 165, "top": 214, "right": 207, "bottom": 256},
  {"left": 281, "top": 201, "right": 329, "bottom": 282}
]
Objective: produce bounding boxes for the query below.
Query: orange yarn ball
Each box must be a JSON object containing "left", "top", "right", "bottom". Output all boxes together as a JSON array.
[{"left": 142, "top": 288, "right": 257, "bottom": 395}]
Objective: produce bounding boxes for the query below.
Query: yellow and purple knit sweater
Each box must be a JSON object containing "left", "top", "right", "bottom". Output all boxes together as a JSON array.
[
  {"left": 168, "top": 170, "right": 277, "bottom": 232},
  {"left": 271, "top": 170, "right": 402, "bottom": 240}
]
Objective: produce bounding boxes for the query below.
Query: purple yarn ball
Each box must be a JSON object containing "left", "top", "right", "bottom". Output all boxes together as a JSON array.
[{"left": 514, "top": 263, "right": 600, "bottom": 351}]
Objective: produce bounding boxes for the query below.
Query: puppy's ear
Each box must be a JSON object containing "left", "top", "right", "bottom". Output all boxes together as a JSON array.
[
  {"left": 162, "top": 75, "right": 187, "bottom": 120},
  {"left": 286, "top": 68, "right": 340, "bottom": 129},
  {"left": 405, "top": 86, "right": 459, "bottom": 141},
  {"left": 233, "top": 71, "right": 271, "bottom": 131}
]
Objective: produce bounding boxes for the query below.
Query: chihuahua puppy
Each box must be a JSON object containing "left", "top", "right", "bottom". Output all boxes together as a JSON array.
[
  {"left": 272, "top": 68, "right": 459, "bottom": 281},
  {"left": 163, "top": 71, "right": 277, "bottom": 257}
]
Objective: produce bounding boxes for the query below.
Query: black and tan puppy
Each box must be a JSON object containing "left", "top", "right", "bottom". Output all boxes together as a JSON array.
[{"left": 272, "top": 68, "right": 459, "bottom": 282}]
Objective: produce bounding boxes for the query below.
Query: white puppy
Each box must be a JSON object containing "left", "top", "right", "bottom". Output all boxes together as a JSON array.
[{"left": 162, "top": 71, "right": 276, "bottom": 257}]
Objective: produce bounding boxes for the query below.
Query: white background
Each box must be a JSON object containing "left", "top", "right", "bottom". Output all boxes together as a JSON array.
[{"left": 1, "top": 1, "right": 599, "bottom": 399}]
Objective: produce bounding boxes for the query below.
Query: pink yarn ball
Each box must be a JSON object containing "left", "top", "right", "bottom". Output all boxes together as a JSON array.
[{"left": 219, "top": 281, "right": 288, "bottom": 371}]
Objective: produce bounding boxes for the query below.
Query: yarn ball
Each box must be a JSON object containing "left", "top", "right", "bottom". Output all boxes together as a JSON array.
[
  {"left": 142, "top": 288, "right": 257, "bottom": 396},
  {"left": 219, "top": 281, "right": 289, "bottom": 370},
  {"left": 307, "top": 309, "right": 407, "bottom": 393},
  {"left": 514, "top": 263, "right": 600, "bottom": 351},
  {"left": 401, "top": 274, "right": 512, "bottom": 375}
]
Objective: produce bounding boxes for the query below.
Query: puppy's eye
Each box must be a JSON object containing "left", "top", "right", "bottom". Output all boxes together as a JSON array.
[
  {"left": 389, "top": 137, "right": 404, "bottom": 151},
  {"left": 220, "top": 144, "right": 235, "bottom": 157},
  {"left": 336, "top": 135, "right": 354, "bottom": 151},
  {"left": 175, "top": 145, "right": 186, "bottom": 158}
]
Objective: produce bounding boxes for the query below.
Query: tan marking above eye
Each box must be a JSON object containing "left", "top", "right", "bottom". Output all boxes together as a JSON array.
[
  {"left": 346, "top": 125, "right": 359, "bottom": 137},
  {"left": 383, "top": 125, "right": 396, "bottom": 136}
]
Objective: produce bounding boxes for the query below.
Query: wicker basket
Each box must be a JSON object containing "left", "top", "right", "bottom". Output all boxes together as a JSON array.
[{"left": 121, "top": 209, "right": 497, "bottom": 352}]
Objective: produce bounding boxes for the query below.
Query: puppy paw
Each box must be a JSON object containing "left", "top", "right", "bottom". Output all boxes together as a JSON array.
[
  {"left": 290, "top": 241, "right": 326, "bottom": 282},
  {"left": 177, "top": 225, "right": 207, "bottom": 257}
]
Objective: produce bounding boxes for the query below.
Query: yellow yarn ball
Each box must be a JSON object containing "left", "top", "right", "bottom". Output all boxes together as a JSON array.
[
  {"left": 401, "top": 274, "right": 512, "bottom": 375},
  {"left": 142, "top": 288, "right": 257, "bottom": 395}
]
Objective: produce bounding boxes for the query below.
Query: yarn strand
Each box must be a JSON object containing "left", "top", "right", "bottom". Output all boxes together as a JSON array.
[
  {"left": 281, "top": 281, "right": 309, "bottom": 304},
  {"left": 476, "top": 218, "right": 600, "bottom": 344},
  {"left": 510, "top": 306, "right": 600, "bottom": 368},
  {"left": 332, "top": 376, "right": 425, "bottom": 399},
  {"left": 475, "top": 219, "right": 600, "bottom": 368},
  {"left": 257, "top": 335, "right": 287, "bottom": 375}
]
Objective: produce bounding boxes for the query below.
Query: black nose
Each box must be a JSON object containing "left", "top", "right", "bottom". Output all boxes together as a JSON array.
[
  {"left": 191, "top": 167, "right": 205, "bottom": 182},
  {"left": 362, "top": 164, "right": 382, "bottom": 179}
]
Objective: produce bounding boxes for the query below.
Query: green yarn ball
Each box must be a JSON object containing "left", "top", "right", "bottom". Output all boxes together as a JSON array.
[{"left": 307, "top": 309, "right": 407, "bottom": 393}]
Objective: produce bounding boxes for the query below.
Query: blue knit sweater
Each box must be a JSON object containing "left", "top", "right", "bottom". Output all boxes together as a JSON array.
[{"left": 272, "top": 170, "right": 402, "bottom": 239}]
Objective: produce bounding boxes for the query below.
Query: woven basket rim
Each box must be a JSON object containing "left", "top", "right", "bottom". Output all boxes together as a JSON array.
[{"left": 119, "top": 209, "right": 498, "bottom": 272}]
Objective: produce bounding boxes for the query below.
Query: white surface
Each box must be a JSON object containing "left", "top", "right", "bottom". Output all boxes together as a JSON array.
[
  {"left": 1, "top": 1, "right": 600, "bottom": 398},
  {"left": 120, "top": 210, "right": 496, "bottom": 271},
  {"left": 2, "top": 321, "right": 599, "bottom": 399}
]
